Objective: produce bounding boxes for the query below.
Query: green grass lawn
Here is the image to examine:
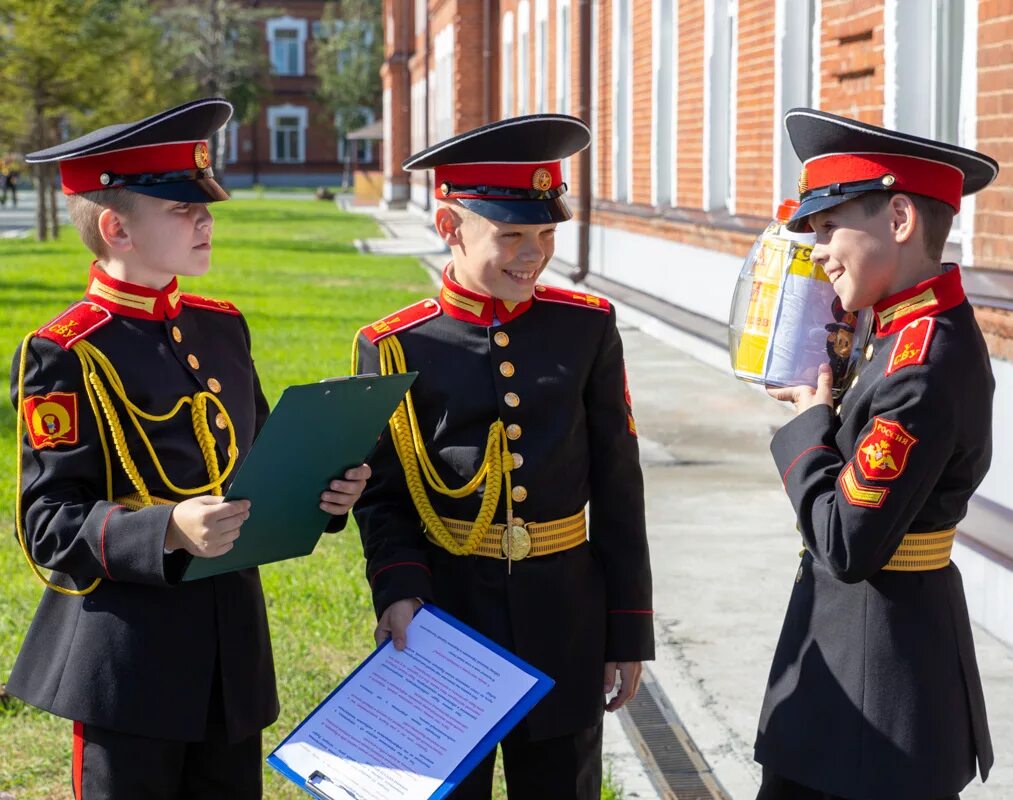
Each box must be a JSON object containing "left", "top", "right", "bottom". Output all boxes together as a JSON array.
[{"left": 0, "top": 198, "right": 624, "bottom": 800}]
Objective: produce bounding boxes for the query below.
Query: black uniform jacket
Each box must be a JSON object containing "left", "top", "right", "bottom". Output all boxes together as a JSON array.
[
  {"left": 353, "top": 270, "right": 655, "bottom": 740},
  {"left": 756, "top": 266, "right": 994, "bottom": 800},
  {"left": 7, "top": 264, "right": 287, "bottom": 743}
]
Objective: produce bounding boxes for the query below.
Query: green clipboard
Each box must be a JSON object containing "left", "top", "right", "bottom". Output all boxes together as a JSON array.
[{"left": 182, "top": 372, "right": 416, "bottom": 581}]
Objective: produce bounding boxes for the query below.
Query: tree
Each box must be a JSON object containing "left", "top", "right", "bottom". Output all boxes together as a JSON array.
[
  {"left": 157, "top": 0, "right": 274, "bottom": 179},
  {"left": 0, "top": 0, "right": 190, "bottom": 240},
  {"left": 313, "top": 0, "right": 383, "bottom": 178}
]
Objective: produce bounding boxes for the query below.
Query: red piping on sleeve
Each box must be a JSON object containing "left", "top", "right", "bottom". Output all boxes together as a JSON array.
[
  {"left": 782, "top": 445, "right": 836, "bottom": 487},
  {"left": 370, "top": 561, "right": 431, "bottom": 587},
  {"left": 98, "top": 505, "right": 122, "bottom": 580},
  {"left": 73, "top": 721, "right": 85, "bottom": 799}
]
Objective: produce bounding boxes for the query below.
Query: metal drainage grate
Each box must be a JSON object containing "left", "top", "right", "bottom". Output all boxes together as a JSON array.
[{"left": 617, "top": 666, "right": 730, "bottom": 800}]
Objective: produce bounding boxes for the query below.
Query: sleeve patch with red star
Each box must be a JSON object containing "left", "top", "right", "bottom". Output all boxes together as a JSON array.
[
  {"left": 23, "top": 392, "right": 80, "bottom": 449},
  {"left": 533, "top": 285, "right": 611, "bottom": 313},
  {"left": 35, "top": 302, "right": 113, "bottom": 350},
  {"left": 840, "top": 462, "right": 889, "bottom": 508},
  {"left": 885, "top": 317, "right": 935, "bottom": 376},
  {"left": 855, "top": 417, "right": 918, "bottom": 482},
  {"left": 180, "top": 294, "right": 241, "bottom": 315},
  {"left": 361, "top": 299, "right": 443, "bottom": 344}
]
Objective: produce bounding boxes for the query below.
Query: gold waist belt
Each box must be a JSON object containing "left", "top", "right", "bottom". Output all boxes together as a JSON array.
[
  {"left": 429, "top": 510, "right": 587, "bottom": 560},
  {"left": 882, "top": 528, "right": 956, "bottom": 572},
  {"left": 115, "top": 492, "right": 174, "bottom": 511}
]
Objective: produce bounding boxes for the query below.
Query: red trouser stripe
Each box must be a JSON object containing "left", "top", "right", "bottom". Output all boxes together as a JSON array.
[{"left": 73, "top": 721, "right": 84, "bottom": 799}]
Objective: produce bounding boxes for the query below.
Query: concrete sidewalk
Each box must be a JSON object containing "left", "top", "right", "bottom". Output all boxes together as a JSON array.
[
  {"left": 0, "top": 186, "right": 67, "bottom": 239},
  {"left": 357, "top": 204, "right": 1013, "bottom": 800}
]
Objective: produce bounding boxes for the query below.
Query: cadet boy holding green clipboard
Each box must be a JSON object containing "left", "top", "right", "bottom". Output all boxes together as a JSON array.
[{"left": 7, "top": 98, "right": 369, "bottom": 799}]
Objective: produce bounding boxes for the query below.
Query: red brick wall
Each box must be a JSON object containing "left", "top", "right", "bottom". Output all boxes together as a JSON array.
[
  {"left": 818, "top": 0, "right": 884, "bottom": 123},
  {"left": 630, "top": 0, "right": 653, "bottom": 205},
  {"left": 676, "top": 0, "right": 704, "bottom": 208},
  {"left": 734, "top": 0, "right": 775, "bottom": 217},
  {"left": 596, "top": 0, "right": 612, "bottom": 200}
]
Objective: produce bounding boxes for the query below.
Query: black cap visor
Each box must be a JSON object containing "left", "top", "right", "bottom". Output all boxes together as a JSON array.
[
  {"left": 127, "top": 176, "right": 230, "bottom": 203},
  {"left": 458, "top": 194, "right": 573, "bottom": 224},
  {"left": 786, "top": 190, "right": 872, "bottom": 232}
]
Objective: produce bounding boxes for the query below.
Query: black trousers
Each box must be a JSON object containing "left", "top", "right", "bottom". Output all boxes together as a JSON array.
[
  {"left": 72, "top": 722, "right": 262, "bottom": 800},
  {"left": 448, "top": 722, "right": 603, "bottom": 800},
  {"left": 756, "top": 768, "right": 960, "bottom": 800}
]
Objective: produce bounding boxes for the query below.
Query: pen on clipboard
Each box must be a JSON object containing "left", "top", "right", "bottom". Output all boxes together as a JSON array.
[{"left": 306, "top": 770, "right": 361, "bottom": 800}]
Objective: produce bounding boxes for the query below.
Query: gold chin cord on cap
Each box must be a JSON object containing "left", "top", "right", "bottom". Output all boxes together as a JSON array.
[
  {"left": 15, "top": 334, "right": 238, "bottom": 596},
  {"left": 353, "top": 332, "right": 519, "bottom": 571}
]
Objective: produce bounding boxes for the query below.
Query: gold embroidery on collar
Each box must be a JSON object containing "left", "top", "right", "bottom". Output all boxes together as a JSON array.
[
  {"left": 167, "top": 287, "right": 181, "bottom": 309},
  {"left": 876, "top": 288, "right": 938, "bottom": 327},
  {"left": 442, "top": 287, "right": 487, "bottom": 318},
  {"left": 88, "top": 279, "right": 157, "bottom": 313}
]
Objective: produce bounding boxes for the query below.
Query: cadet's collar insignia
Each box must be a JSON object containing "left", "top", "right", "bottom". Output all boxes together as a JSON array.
[
  {"left": 85, "top": 263, "right": 183, "bottom": 321},
  {"left": 855, "top": 417, "right": 918, "bottom": 482},
  {"left": 22, "top": 392, "right": 80, "bottom": 449},
  {"left": 885, "top": 317, "right": 936, "bottom": 376},
  {"left": 873, "top": 265, "right": 964, "bottom": 336},
  {"left": 438, "top": 268, "right": 534, "bottom": 326},
  {"left": 180, "top": 293, "right": 241, "bottom": 315},
  {"left": 361, "top": 298, "right": 442, "bottom": 344},
  {"left": 533, "top": 284, "right": 611, "bottom": 313},
  {"left": 35, "top": 301, "right": 112, "bottom": 349}
]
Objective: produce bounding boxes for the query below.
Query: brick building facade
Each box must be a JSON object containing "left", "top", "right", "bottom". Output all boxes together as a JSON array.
[{"left": 227, "top": 0, "right": 380, "bottom": 188}]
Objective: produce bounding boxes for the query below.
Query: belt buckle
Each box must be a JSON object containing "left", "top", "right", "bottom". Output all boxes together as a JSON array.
[{"left": 501, "top": 518, "right": 532, "bottom": 560}]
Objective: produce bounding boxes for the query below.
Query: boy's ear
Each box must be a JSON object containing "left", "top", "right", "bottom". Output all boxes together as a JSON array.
[
  {"left": 434, "top": 204, "right": 464, "bottom": 247},
  {"left": 887, "top": 193, "right": 917, "bottom": 245},
  {"left": 97, "top": 207, "right": 132, "bottom": 253}
]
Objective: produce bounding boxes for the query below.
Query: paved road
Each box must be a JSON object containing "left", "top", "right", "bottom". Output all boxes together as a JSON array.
[{"left": 0, "top": 183, "right": 67, "bottom": 238}]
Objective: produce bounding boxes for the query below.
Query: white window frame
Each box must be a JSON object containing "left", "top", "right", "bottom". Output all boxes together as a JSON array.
[
  {"left": 773, "top": 0, "right": 818, "bottom": 211},
  {"left": 268, "top": 104, "right": 308, "bottom": 163},
  {"left": 434, "top": 25, "right": 455, "bottom": 141},
  {"left": 518, "top": 1, "right": 531, "bottom": 115},
  {"left": 502, "top": 11, "right": 515, "bottom": 118},
  {"left": 556, "top": 0, "right": 572, "bottom": 115},
  {"left": 611, "top": 0, "right": 633, "bottom": 203},
  {"left": 703, "top": 0, "right": 736, "bottom": 212},
  {"left": 267, "top": 16, "right": 308, "bottom": 76},
  {"left": 591, "top": 0, "right": 600, "bottom": 197},
  {"left": 884, "top": 0, "right": 970, "bottom": 246},
  {"left": 383, "top": 88, "right": 392, "bottom": 177},
  {"left": 651, "top": 0, "right": 677, "bottom": 207},
  {"left": 415, "top": 0, "right": 426, "bottom": 39},
  {"left": 535, "top": 0, "right": 549, "bottom": 114}
]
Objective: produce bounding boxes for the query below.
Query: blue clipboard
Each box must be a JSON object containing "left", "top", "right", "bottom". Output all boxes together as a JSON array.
[{"left": 267, "top": 604, "right": 555, "bottom": 799}]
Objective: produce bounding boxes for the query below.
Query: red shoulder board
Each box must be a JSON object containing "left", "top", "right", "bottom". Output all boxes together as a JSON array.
[
  {"left": 533, "top": 285, "right": 611, "bottom": 313},
  {"left": 180, "top": 293, "right": 241, "bottom": 315},
  {"left": 36, "top": 301, "right": 112, "bottom": 350},
  {"left": 361, "top": 298, "right": 442, "bottom": 344},
  {"left": 885, "top": 317, "right": 935, "bottom": 377}
]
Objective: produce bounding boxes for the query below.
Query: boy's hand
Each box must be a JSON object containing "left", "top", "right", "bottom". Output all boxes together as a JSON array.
[
  {"left": 320, "top": 463, "right": 372, "bottom": 515},
  {"left": 767, "top": 362, "right": 834, "bottom": 414},
  {"left": 375, "top": 597, "right": 422, "bottom": 651},
  {"left": 165, "top": 496, "right": 250, "bottom": 558},
  {"left": 604, "top": 661, "right": 642, "bottom": 711}
]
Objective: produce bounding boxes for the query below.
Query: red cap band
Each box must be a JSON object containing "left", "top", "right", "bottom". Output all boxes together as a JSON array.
[
  {"left": 59, "top": 141, "right": 210, "bottom": 195},
  {"left": 804, "top": 153, "right": 964, "bottom": 212},
  {"left": 434, "top": 161, "right": 563, "bottom": 199}
]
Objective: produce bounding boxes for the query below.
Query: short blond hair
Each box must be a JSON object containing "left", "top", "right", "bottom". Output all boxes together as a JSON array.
[{"left": 66, "top": 189, "right": 138, "bottom": 257}]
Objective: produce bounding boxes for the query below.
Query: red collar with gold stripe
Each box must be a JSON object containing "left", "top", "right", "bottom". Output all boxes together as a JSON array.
[
  {"left": 873, "top": 266, "right": 965, "bottom": 337},
  {"left": 85, "top": 263, "right": 183, "bottom": 321},
  {"left": 438, "top": 267, "right": 534, "bottom": 326}
]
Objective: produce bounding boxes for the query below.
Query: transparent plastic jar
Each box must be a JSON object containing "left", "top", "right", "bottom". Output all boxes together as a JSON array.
[{"left": 728, "top": 200, "right": 872, "bottom": 398}]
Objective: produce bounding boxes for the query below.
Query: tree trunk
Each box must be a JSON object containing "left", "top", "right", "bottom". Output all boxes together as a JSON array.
[
  {"left": 35, "top": 164, "right": 48, "bottom": 242},
  {"left": 48, "top": 164, "right": 59, "bottom": 239}
]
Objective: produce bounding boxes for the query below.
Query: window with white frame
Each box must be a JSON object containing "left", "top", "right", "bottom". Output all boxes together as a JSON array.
[
  {"left": 383, "top": 88, "right": 392, "bottom": 175},
  {"left": 337, "top": 110, "right": 375, "bottom": 164},
  {"left": 518, "top": 1, "right": 530, "bottom": 115},
  {"left": 268, "top": 105, "right": 307, "bottom": 163},
  {"left": 226, "top": 120, "right": 239, "bottom": 164},
  {"left": 612, "top": 0, "right": 632, "bottom": 203},
  {"left": 704, "top": 0, "right": 736, "bottom": 212},
  {"left": 415, "top": 0, "right": 427, "bottom": 39},
  {"left": 502, "top": 12, "right": 515, "bottom": 118},
  {"left": 535, "top": 0, "right": 549, "bottom": 113},
  {"left": 411, "top": 78, "right": 427, "bottom": 153},
  {"left": 653, "top": 0, "right": 676, "bottom": 207},
  {"left": 433, "top": 25, "right": 455, "bottom": 141},
  {"left": 268, "top": 17, "right": 307, "bottom": 76},
  {"left": 775, "top": 0, "right": 816, "bottom": 204},
  {"left": 556, "top": 0, "right": 571, "bottom": 115}
]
